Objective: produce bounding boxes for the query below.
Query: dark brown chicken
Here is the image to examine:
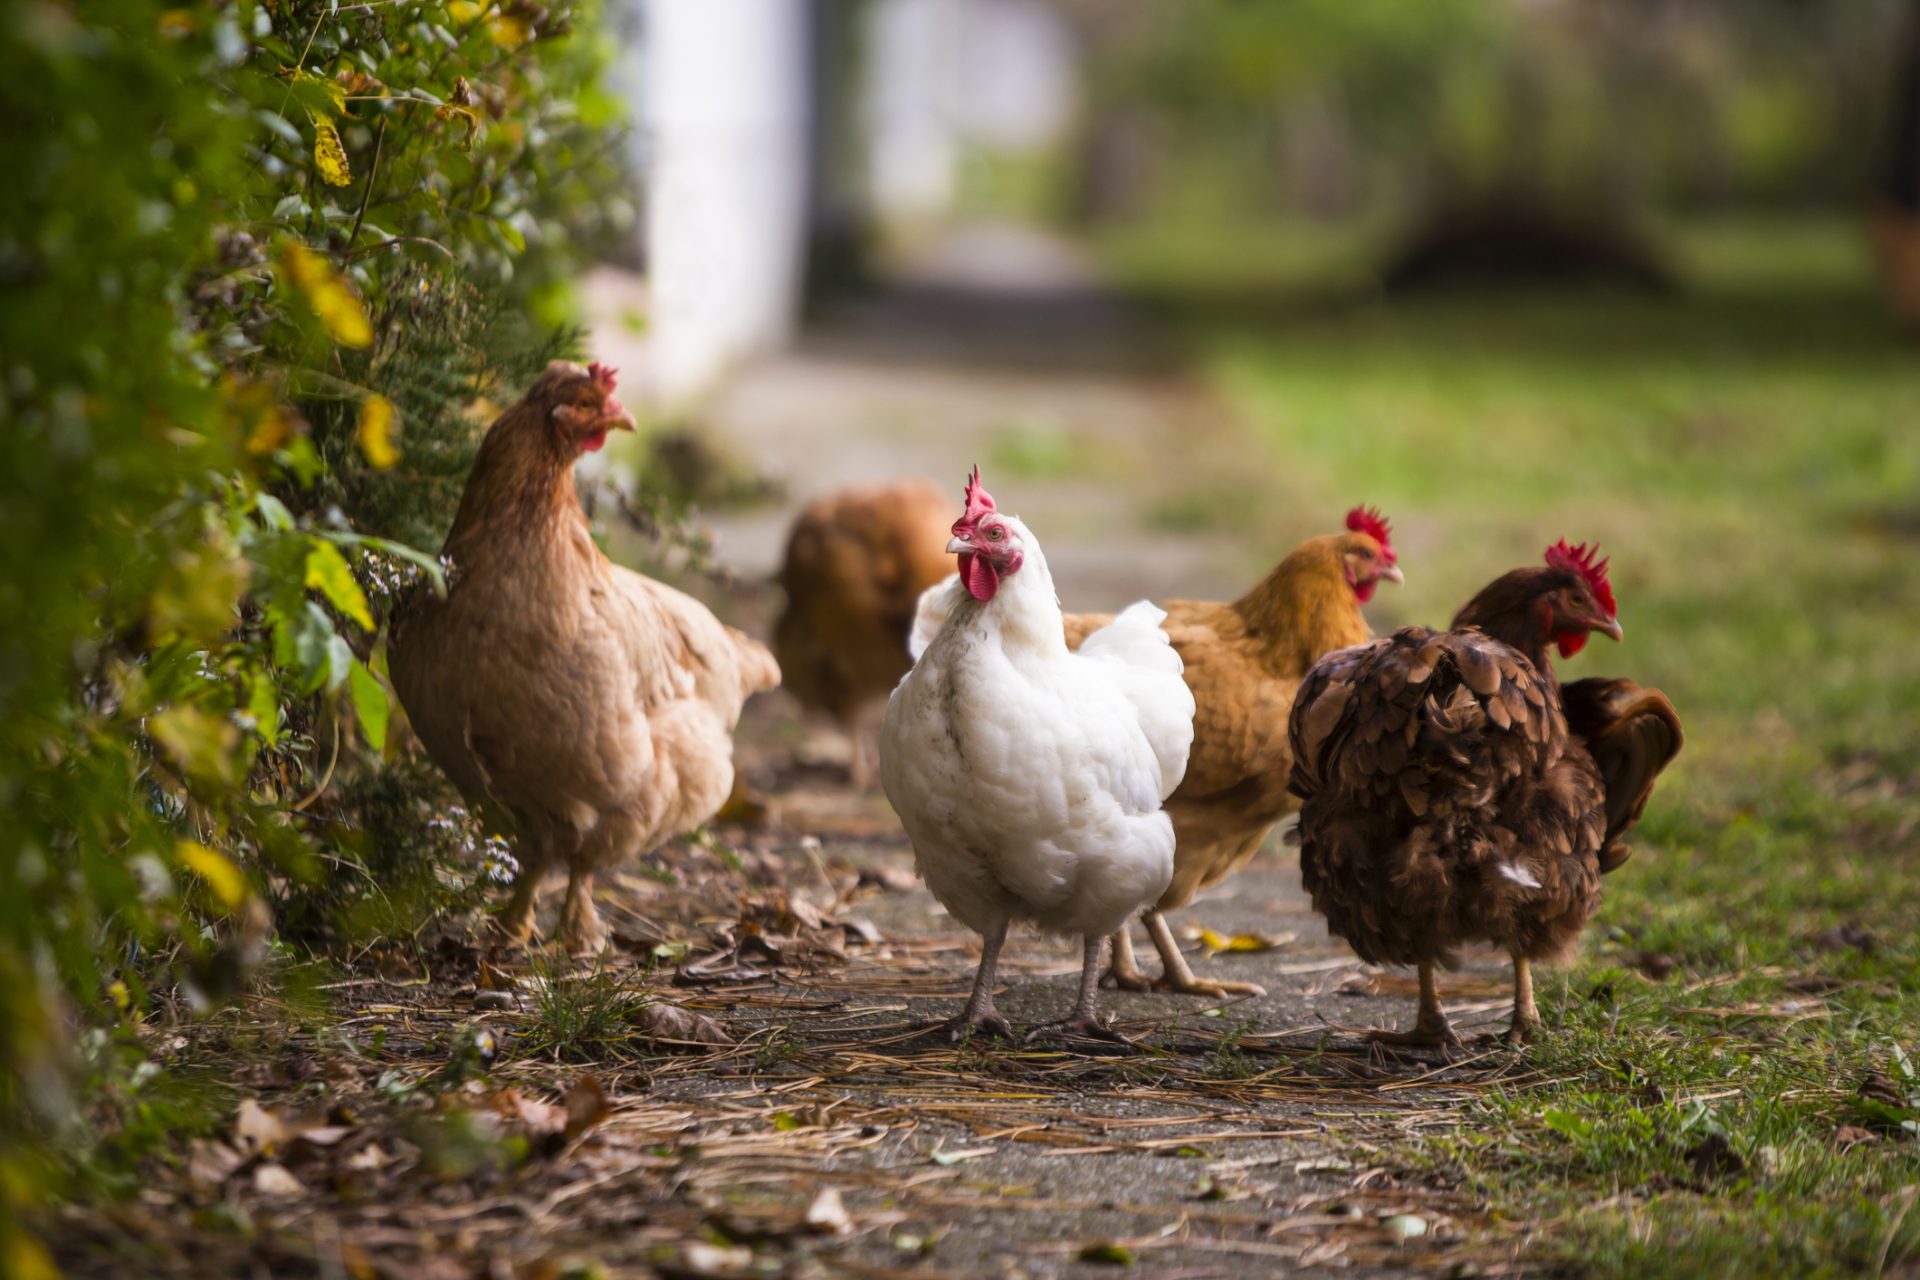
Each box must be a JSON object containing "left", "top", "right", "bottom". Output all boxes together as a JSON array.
[
  {"left": 774, "top": 480, "right": 954, "bottom": 785},
  {"left": 1287, "top": 541, "right": 1681, "bottom": 1045}
]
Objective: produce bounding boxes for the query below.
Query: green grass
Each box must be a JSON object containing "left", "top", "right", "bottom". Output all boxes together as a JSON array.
[{"left": 1118, "top": 215, "right": 1920, "bottom": 1274}]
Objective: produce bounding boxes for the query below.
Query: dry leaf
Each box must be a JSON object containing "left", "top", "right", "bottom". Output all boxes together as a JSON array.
[
  {"left": 252, "top": 1162, "right": 304, "bottom": 1198},
  {"left": 804, "top": 1187, "right": 852, "bottom": 1235},
  {"left": 564, "top": 1075, "right": 610, "bottom": 1139},
  {"left": 186, "top": 1139, "right": 246, "bottom": 1188},
  {"left": 233, "top": 1098, "right": 287, "bottom": 1153},
  {"left": 1193, "top": 927, "right": 1294, "bottom": 956},
  {"left": 635, "top": 1002, "right": 733, "bottom": 1046}
]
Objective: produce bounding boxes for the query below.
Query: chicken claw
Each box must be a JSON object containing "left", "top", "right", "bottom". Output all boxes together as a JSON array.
[
  {"left": 946, "top": 1010, "right": 1015, "bottom": 1043},
  {"left": 1364, "top": 962, "right": 1461, "bottom": 1050},
  {"left": 1142, "top": 912, "right": 1268, "bottom": 998},
  {"left": 1102, "top": 928, "right": 1156, "bottom": 991},
  {"left": 1022, "top": 1016, "right": 1132, "bottom": 1047}
]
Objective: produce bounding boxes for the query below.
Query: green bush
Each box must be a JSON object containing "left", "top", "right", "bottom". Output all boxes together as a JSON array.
[{"left": 0, "top": 0, "right": 628, "bottom": 1262}]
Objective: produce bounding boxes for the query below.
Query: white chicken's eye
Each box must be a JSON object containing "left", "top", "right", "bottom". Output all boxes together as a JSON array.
[{"left": 986, "top": 527, "right": 1002, "bottom": 541}]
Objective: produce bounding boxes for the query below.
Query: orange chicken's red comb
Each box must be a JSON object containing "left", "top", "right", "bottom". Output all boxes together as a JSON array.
[
  {"left": 587, "top": 362, "right": 618, "bottom": 391},
  {"left": 1545, "top": 540, "right": 1616, "bottom": 617},
  {"left": 1345, "top": 505, "right": 1395, "bottom": 563}
]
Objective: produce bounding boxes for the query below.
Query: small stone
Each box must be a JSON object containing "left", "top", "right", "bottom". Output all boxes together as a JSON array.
[{"left": 473, "top": 990, "right": 517, "bottom": 1011}]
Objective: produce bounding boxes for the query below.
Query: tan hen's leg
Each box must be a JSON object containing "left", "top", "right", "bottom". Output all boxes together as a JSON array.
[
  {"left": 1144, "top": 912, "right": 1267, "bottom": 998},
  {"left": 491, "top": 846, "right": 549, "bottom": 946},
  {"left": 555, "top": 867, "right": 608, "bottom": 955},
  {"left": 1367, "top": 962, "right": 1462, "bottom": 1048},
  {"left": 1104, "top": 925, "right": 1155, "bottom": 991}
]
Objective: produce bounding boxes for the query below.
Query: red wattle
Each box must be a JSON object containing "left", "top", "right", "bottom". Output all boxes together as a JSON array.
[
  {"left": 581, "top": 429, "right": 608, "bottom": 453},
  {"left": 1555, "top": 631, "right": 1588, "bottom": 659},
  {"left": 959, "top": 552, "right": 999, "bottom": 602},
  {"left": 1353, "top": 580, "right": 1378, "bottom": 605}
]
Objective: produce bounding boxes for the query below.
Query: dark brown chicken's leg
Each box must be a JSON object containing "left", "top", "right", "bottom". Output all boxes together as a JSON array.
[
  {"left": 1143, "top": 912, "right": 1268, "bottom": 998},
  {"left": 949, "top": 919, "right": 1014, "bottom": 1041},
  {"left": 1025, "top": 935, "right": 1131, "bottom": 1045},
  {"left": 1502, "top": 954, "right": 1541, "bottom": 1044},
  {"left": 1367, "top": 962, "right": 1462, "bottom": 1048}
]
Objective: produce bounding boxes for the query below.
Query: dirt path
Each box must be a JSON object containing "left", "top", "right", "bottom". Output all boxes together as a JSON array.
[{"left": 49, "top": 231, "right": 1533, "bottom": 1280}]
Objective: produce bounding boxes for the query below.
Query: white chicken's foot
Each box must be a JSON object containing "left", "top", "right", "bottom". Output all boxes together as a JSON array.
[
  {"left": 947, "top": 919, "right": 1014, "bottom": 1042},
  {"left": 1024, "top": 935, "right": 1132, "bottom": 1046},
  {"left": 1143, "top": 912, "right": 1268, "bottom": 998}
]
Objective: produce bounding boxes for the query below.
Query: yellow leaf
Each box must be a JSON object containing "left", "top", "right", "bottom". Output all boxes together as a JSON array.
[
  {"left": 305, "top": 541, "right": 375, "bottom": 631},
  {"left": 312, "top": 116, "right": 351, "bottom": 186},
  {"left": 356, "top": 393, "right": 400, "bottom": 469},
  {"left": 448, "top": 0, "right": 484, "bottom": 23},
  {"left": 150, "top": 705, "right": 241, "bottom": 784},
  {"left": 178, "top": 839, "right": 248, "bottom": 909},
  {"left": 158, "top": 9, "right": 195, "bottom": 37},
  {"left": 245, "top": 404, "right": 296, "bottom": 454},
  {"left": 1194, "top": 928, "right": 1291, "bottom": 956},
  {"left": 489, "top": 13, "right": 531, "bottom": 48},
  {"left": 277, "top": 240, "right": 372, "bottom": 349}
]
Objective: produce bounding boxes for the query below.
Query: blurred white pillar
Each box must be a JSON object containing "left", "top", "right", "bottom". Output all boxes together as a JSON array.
[
  {"left": 642, "top": 0, "right": 810, "bottom": 408},
  {"left": 865, "top": 0, "right": 960, "bottom": 230}
]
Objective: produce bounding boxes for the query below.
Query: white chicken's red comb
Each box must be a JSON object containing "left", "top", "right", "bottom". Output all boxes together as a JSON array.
[{"left": 960, "top": 465, "right": 996, "bottom": 522}]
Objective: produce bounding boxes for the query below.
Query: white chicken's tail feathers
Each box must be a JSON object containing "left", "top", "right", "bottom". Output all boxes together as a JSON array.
[
  {"left": 1076, "top": 600, "right": 1194, "bottom": 802},
  {"left": 907, "top": 572, "right": 961, "bottom": 661},
  {"left": 1076, "top": 601, "right": 1181, "bottom": 677}
]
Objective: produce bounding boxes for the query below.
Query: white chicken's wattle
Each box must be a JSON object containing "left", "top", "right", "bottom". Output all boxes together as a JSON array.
[{"left": 880, "top": 470, "right": 1195, "bottom": 1043}]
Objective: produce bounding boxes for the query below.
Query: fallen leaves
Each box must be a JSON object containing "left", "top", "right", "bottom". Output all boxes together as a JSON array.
[
  {"left": 1188, "top": 926, "right": 1295, "bottom": 957},
  {"left": 634, "top": 1001, "right": 733, "bottom": 1046}
]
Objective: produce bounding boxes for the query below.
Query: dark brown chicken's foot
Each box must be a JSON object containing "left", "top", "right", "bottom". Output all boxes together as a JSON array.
[
  {"left": 1364, "top": 962, "right": 1463, "bottom": 1049},
  {"left": 1488, "top": 955, "right": 1542, "bottom": 1046},
  {"left": 1102, "top": 926, "right": 1156, "bottom": 991},
  {"left": 1143, "top": 912, "right": 1268, "bottom": 998}
]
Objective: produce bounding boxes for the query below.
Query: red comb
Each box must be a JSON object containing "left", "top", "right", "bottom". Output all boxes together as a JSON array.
[
  {"left": 1345, "top": 505, "right": 1395, "bottom": 563},
  {"left": 587, "top": 361, "right": 618, "bottom": 391},
  {"left": 960, "top": 465, "right": 996, "bottom": 522},
  {"left": 1545, "top": 540, "right": 1616, "bottom": 617}
]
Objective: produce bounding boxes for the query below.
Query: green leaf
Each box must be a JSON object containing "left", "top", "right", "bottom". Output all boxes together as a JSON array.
[
  {"left": 1542, "top": 1108, "right": 1593, "bottom": 1141},
  {"left": 1077, "top": 1243, "right": 1135, "bottom": 1266},
  {"left": 348, "top": 659, "right": 390, "bottom": 753},
  {"left": 290, "top": 601, "right": 351, "bottom": 694},
  {"left": 254, "top": 492, "right": 294, "bottom": 531},
  {"left": 305, "top": 540, "right": 374, "bottom": 631},
  {"left": 323, "top": 531, "right": 447, "bottom": 597}
]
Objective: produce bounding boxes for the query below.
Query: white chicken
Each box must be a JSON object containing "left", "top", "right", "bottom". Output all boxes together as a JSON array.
[{"left": 881, "top": 468, "right": 1195, "bottom": 1043}]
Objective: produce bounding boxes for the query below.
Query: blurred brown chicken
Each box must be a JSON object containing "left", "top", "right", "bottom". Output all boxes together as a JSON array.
[
  {"left": 774, "top": 479, "right": 954, "bottom": 785},
  {"left": 1288, "top": 541, "right": 1682, "bottom": 1046},
  {"left": 390, "top": 361, "right": 780, "bottom": 953},
  {"left": 1060, "top": 507, "right": 1403, "bottom": 996}
]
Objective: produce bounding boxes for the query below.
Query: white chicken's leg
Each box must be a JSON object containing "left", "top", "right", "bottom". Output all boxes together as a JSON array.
[
  {"left": 1143, "top": 911, "right": 1268, "bottom": 998},
  {"left": 949, "top": 918, "right": 1014, "bottom": 1041},
  {"left": 1025, "top": 935, "right": 1131, "bottom": 1045}
]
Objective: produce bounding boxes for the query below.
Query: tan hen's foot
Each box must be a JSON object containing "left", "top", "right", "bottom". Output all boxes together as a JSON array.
[
  {"left": 1150, "top": 974, "right": 1267, "bottom": 998},
  {"left": 555, "top": 892, "right": 608, "bottom": 956}
]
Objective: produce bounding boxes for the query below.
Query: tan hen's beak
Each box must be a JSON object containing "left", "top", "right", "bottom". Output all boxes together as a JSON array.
[{"left": 1378, "top": 564, "right": 1405, "bottom": 586}]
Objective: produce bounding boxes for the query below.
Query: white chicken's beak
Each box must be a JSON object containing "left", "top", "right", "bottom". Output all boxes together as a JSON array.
[
  {"left": 945, "top": 536, "right": 971, "bottom": 555},
  {"left": 1378, "top": 564, "right": 1405, "bottom": 586}
]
